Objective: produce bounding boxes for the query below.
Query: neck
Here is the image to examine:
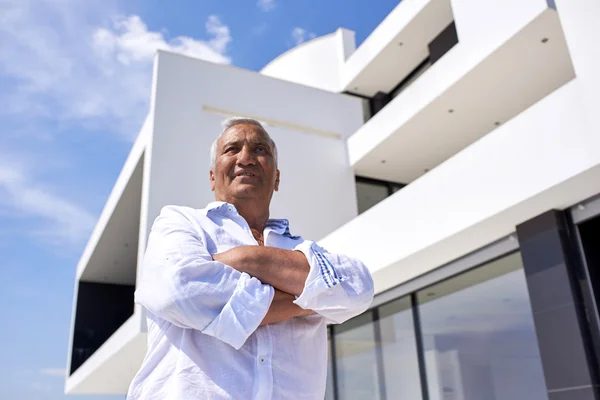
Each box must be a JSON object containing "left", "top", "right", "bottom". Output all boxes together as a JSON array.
[{"left": 221, "top": 197, "right": 270, "bottom": 232}]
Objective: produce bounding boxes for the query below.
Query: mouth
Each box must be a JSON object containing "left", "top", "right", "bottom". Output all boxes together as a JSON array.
[{"left": 234, "top": 171, "right": 257, "bottom": 178}]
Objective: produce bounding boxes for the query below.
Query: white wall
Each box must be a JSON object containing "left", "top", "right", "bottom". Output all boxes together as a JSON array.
[
  {"left": 146, "top": 50, "right": 364, "bottom": 244},
  {"left": 451, "top": 0, "right": 550, "bottom": 54},
  {"left": 321, "top": 78, "right": 600, "bottom": 293},
  {"left": 554, "top": 0, "right": 600, "bottom": 139},
  {"left": 260, "top": 28, "right": 355, "bottom": 92}
]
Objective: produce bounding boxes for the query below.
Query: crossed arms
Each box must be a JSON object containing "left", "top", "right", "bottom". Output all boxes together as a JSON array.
[
  {"left": 135, "top": 206, "right": 374, "bottom": 349},
  {"left": 212, "top": 246, "right": 313, "bottom": 326}
]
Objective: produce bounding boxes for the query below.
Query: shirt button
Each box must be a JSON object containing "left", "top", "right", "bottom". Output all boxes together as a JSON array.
[{"left": 260, "top": 357, "right": 266, "bottom": 364}]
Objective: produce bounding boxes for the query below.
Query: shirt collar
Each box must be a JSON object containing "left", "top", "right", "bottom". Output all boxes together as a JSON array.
[
  {"left": 203, "top": 201, "right": 234, "bottom": 215},
  {"left": 203, "top": 201, "right": 291, "bottom": 235},
  {"left": 265, "top": 218, "right": 291, "bottom": 236}
]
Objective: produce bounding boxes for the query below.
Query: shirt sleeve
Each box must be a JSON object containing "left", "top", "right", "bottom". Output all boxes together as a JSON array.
[
  {"left": 135, "top": 206, "right": 274, "bottom": 350},
  {"left": 292, "top": 240, "right": 374, "bottom": 324}
]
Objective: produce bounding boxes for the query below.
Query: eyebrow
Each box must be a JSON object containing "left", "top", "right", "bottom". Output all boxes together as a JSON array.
[{"left": 221, "top": 139, "right": 272, "bottom": 150}]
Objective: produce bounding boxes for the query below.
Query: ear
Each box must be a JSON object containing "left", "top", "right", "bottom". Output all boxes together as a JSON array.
[
  {"left": 274, "top": 170, "right": 280, "bottom": 192},
  {"left": 209, "top": 169, "right": 216, "bottom": 191}
]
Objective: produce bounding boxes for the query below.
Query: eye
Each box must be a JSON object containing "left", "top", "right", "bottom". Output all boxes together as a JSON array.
[{"left": 254, "top": 145, "right": 271, "bottom": 154}]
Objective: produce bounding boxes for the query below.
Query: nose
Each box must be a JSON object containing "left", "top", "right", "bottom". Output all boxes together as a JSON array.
[{"left": 237, "top": 145, "right": 256, "bottom": 166}]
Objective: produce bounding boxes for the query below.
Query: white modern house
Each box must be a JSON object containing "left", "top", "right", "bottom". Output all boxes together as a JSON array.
[{"left": 66, "top": 0, "right": 600, "bottom": 399}]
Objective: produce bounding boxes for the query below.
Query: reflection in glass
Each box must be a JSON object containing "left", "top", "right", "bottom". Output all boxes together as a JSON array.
[
  {"left": 378, "top": 296, "right": 422, "bottom": 399},
  {"left": 417, "top": 252, "right": 548, "bottom": 400},
  {"left": 356, "top": 181, "right": 389, "bottom": 214},
  {"left": 333, "top": 312, "right": 379, "bottom": 400},
  {"left": 325, "top": 329, "right": 335, "bottom": 400}
]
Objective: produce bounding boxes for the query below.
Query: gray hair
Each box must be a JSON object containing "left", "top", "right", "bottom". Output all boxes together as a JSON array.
[{"left": 210, "top": 117, "right": 278, "bottom": 168}]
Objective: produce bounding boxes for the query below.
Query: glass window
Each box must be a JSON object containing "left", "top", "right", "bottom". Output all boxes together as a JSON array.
[
  {"left": 378, "top": 296, "right": 422, "bottom": 399},
  {"left": 417, "top": 252, "right": 548, "bottom": 400},
  {"left": 578, "top": 215, "right": 600, "bottom": 310},
  {"left": 361, "top": 98, "right": 372, "bottom": 123},
  {"left": 333, "top": 312, "right": 380, "bottom": 400},
  {"left": 325, "top": 328, "right": 335, "bottom": 400},
  {"left": 356, "top": 181, "right": 389, "bottom": 214}
]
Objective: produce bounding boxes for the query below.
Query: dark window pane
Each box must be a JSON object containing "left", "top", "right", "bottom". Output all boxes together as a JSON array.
[
  {"left": 428, "top": 21, "right": 458, "bottom": 64},
  {"left": 356, "top": 181, "right": 389, "bottom": 214},
  {"left": 325, "top": 329, "right": 335, "bottom": 400},
  {"left": 578, "top": 215, "right": 600, "bottom": 311},
  {"left": 70, "top": 282, "right": 135, "bottom": 374}
]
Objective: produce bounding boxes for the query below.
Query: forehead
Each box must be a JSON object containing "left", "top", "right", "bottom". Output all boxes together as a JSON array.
[{"left": 218, "top": 123, "right": 271, "bottom": 147}]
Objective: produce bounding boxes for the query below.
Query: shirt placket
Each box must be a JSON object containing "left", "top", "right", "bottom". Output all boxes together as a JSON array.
[
  {"left": 227, "top": 212, "right": 275, "bottom": 399},
  {"left": 254, "top": 324, "right": 274, "bottom": 399},
  {"left": 256, "top": 227, "right": 275, "bottom": 399}
]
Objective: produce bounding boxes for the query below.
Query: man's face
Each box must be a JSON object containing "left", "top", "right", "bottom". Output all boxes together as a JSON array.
[{"left": 210, "top": 123, "right": 280, "bottom": 204}]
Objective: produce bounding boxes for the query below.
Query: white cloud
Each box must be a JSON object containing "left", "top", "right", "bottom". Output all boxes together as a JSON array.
[
  {"left": 291, "top": 27, "right": 317, "bottom": 46},
  {"left": 31, "top": 381, "right": 51, "bottom": 392},
  {"left": 0, "top": 162, "right": 96, "bottom": 246},
  {"left": 0, "top": 0, "right": 234, "bottom": 250},
  {"left": 257, "top": 0, "right": 276, "bottom": 12},
  {"left": 0, "top": 0, "right": 232, "bottom": 140},
  {"left": 93, "top": 15, "right": 231, "bottom": 66},
  {"left": 39, "top": 368, "right": 66, "bottom": 377}
]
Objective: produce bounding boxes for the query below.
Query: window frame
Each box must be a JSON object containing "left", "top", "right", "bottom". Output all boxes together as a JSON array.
[
  {"left": 368, "top": 235, "right": 519, "bottom": 311},
  {"left": 328, "top": 234, "right": 521, "bottom": 400}
]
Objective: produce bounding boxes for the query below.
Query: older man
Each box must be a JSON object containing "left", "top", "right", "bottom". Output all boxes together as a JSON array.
[{"left": 127, "top": 118, "right": 374, "bottom": 399}]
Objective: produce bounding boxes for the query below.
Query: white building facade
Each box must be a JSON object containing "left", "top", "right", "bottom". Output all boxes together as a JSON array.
[{"left": 66, "top": 0, "right": 600, "bottom": 399}]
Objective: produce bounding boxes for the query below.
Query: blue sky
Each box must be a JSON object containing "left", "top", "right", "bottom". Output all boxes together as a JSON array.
[{"left": 0, "top": 0, "right": 399, "bottom": 398}]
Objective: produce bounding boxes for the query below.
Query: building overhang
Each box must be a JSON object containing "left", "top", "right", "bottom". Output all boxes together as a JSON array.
[{"left": 348, "top": 7, "right": 574, "bottom": 184}]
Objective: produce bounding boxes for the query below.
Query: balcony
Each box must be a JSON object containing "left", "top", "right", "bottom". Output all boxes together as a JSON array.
[
  {"left": 342, "top": 0, "right": 454, "bottom": 97},
  {"left": 348, "top": 6, "right": 575, "bottom": 184}
]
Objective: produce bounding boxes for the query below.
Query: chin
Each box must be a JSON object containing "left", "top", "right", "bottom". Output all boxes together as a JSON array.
[{"left": 231, "top": 186, "right": 261, "bottom": 199}]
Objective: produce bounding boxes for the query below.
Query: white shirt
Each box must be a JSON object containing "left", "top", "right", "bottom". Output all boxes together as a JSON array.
[{"left": 127, "top": 202, "right": 374, "bottom": 400}]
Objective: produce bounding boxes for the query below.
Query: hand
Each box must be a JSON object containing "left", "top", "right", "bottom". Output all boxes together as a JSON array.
[{"left": 260, "top": 289, "right": 315, "bottom": 326}]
